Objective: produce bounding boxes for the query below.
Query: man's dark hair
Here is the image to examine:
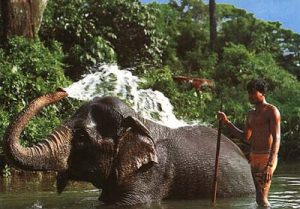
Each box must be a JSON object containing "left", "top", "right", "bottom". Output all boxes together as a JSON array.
[{"left": 247, "top": 79, "right": 268, "bottom": 94}]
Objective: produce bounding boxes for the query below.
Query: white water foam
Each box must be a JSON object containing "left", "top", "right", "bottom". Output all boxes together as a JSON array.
[{"left": 64, "top": 64, "right": 188, "bottom": 128}]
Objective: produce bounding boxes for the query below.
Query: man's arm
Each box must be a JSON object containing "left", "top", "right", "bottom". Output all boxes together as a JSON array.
[
  {"left": 267, "top": 107, "right": 281, "bottom": 167},
  {"left": 264, "top": 106, "right": 281, "bottom": 182},
  {"left": 217, "top": 111, "right": 251, "bottom": 142}
]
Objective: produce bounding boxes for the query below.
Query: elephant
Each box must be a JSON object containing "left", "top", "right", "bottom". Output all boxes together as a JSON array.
[{"left": 3, "top": 89, "right": 255, "bottom": 205}]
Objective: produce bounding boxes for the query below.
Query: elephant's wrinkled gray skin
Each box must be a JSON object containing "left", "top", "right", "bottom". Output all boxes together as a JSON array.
[{"left": 4, "top": 90, "right": 255, "bottom": 205}]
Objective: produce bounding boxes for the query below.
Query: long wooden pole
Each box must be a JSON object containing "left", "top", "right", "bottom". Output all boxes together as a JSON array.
[{"left": 212, "top": 105, "right": 223, "bottom": 204}]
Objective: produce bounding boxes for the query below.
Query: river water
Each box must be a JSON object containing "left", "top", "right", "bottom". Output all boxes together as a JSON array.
[{"left": 0, "top": 162, "right": 299, "bottom": 209}]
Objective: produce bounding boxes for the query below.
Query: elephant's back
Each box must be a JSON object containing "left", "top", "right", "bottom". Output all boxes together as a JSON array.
[
  {"left": 164, "top": 125, "right": 255, "bottom": 199},
  {"left": 169, "top": 125, "right": 246, "bottom": 163}
]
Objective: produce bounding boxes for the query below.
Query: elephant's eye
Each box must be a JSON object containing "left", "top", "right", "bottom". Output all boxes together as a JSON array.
[
  {"left": 74, "top": 129, "right": 88, "bottom": 138},
  {"left": 73, "top": 129, "right": 89, "bottom": 147}
]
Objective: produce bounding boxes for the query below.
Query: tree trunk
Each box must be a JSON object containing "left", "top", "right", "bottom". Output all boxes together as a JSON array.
[
  {"left": 1, "top": 0, "right": 48, "bottom": 39},
  {"left": 209, "top": 0, "right": 217, "bottom": 51}
]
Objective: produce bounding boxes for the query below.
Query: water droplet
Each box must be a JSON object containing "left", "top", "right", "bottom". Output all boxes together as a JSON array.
[{"left": 63, "top": 64, "right": 189, "bottom": 128}]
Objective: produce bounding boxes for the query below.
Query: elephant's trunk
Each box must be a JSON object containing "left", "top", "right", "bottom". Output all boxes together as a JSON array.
[{"left": 3, "top": 89, "right": 72, "bottom": 171}]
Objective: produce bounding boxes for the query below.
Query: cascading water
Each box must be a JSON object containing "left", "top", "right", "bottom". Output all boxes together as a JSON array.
[{"left": 64, "top": 64, "right": 189, "bottom": 128}]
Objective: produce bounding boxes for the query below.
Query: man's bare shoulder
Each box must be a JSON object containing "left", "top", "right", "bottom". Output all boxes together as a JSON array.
[
  {"left": 266, "top": 103, "right": 280, "bottom": 112},
  {"left": 266, "top": 103, "right": 281, "bottom": 118}
]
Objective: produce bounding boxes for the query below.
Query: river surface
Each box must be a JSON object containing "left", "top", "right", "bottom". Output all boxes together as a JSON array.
[{"left": 0, "top": 162, "right": 299, "bottom": 209}]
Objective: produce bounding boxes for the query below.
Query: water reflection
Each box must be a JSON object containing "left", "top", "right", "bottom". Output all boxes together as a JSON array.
[
  {"left": 1, "top": 162, "right": 299, "bottom": 209},
  {"left": 270, "top": 176, "right": 300, "bottom": 208},
  {"left": 268, "top": 162, "right": 300, "bottom": 209}
]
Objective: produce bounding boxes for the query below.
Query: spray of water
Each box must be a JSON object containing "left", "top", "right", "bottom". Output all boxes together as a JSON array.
[{"left": 64, "top": 64, "right": 189, "bottom": 128}]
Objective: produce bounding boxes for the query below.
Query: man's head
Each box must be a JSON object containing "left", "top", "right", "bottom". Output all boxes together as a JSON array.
[
  {"left": 247, "top": 79, "right": 268, "bottom": 94},
  {"left": 247, "top": 79, "right": 268, "bottom": 105}
]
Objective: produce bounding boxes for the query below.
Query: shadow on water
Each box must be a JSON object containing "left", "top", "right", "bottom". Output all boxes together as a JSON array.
[{"left": 0, "top": 162, "right": 299, "bottom": 209}]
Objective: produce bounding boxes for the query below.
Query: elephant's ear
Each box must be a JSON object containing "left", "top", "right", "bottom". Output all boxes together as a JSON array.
[
  {"left": 120, "top": 116, "right": 151, "bottom": 138},
  {"left": 115, "top": 117, "right": 158, "bottom": 183}
]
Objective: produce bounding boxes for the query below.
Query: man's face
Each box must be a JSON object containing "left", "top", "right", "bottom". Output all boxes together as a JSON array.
[{"left": 248, "top": 90, "right": 265, "bottom": 105}]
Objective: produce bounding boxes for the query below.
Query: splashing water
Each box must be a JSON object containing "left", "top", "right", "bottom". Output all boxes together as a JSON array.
[{"left": 64, "top": 64, "right": 188, "bottom": 128}]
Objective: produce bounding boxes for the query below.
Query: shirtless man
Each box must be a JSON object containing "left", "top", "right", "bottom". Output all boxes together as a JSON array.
[{"left": 217, "top": 79, "right": 281, "bottom": 207}]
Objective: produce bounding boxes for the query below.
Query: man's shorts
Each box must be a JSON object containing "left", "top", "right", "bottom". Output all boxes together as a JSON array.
[{"left": 249, "top": 152, "right": 277, "bottom": 189}]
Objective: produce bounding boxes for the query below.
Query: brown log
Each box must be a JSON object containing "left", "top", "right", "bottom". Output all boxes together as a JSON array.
[{"left": 173, "top": 76, "right": 215, "bottom": 91}]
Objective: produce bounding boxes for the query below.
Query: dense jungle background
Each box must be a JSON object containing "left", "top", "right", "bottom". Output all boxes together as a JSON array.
[{"left": 0, "top": 0, "right": 299, "bottom": 176}]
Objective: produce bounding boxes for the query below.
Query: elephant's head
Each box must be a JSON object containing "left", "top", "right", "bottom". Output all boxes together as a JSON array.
[{"left": 3, "top": 90, "right": 158, "bottom": 193}]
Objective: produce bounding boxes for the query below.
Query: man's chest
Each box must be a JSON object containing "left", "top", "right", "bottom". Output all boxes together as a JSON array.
[{"left": 249, "top": 111, "right": 270, "bottom": 128}]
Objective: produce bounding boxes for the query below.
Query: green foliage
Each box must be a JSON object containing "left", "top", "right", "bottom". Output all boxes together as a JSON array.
[
  {"left": 276, "top": 30, "right": 300, "bottom": 80},
  {"left": 141, "top": 66, "right": 215, "bottom": 125},
  {"left": 215, "top": 43, "right": 297, "bottom": 89},
  {"left": 0, "top": 37, "right": 73, "bottom": 150},
  {"left": 148, "top": 3, "right": 181, "bottom": 67},
  {"left": 66, "top": 36, "right": 116, "bottom": 79},
  {"left": 0, "top": 37, "right": 69, "bottom": 106},
  {"left": 0, "top": 4, "right": 2, "bottom": 42},
  {"left": 215, "top": 43, "right": 254, "bottom": 86},
  {"left": 41, "top": 0, "right": 165, "bottom": 78},
  {"left": 268, "top": 76, "right": 300, "bottom": 160},
  {"left": 0, "top": 108, "right": 10, "bottom": 150},
  {"left": 217, "top": 4, "right": 300, "bottom": 79},
  {"left": 140, "top": 66, "right": 177, "bottom": 98},
  {"left": 149, "top": 1, "right": 218, "bottom": 76}
]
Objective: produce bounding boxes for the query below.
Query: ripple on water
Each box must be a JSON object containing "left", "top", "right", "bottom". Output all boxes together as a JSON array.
[
  {"left": 270, "top": 174, "right": 300, "bottom": 209},
  {"left": 29, "top": 201, "right": 43, "bottom": 209}
]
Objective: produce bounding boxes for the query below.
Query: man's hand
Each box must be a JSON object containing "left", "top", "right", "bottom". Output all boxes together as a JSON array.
[
  {"left": 217, "top": 111, "right": 229, "bottom": 124},
  {"left": 264, "top": 166, "right": 273, "bottom": 183}
]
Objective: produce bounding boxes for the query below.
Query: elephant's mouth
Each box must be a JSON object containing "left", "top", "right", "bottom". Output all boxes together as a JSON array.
[{"left": 56, "top": 166, "right": 105, "bottom": 193}]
